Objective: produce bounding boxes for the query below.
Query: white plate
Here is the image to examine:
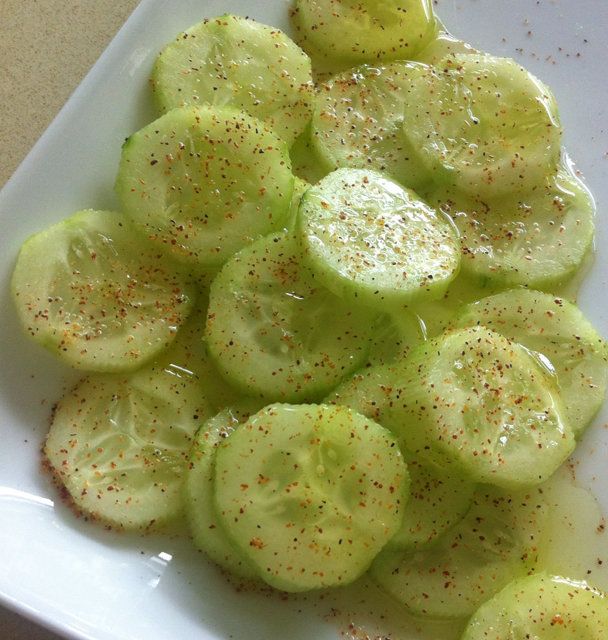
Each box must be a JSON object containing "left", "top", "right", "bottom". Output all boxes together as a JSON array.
[{"left": 1, "top": 1, "right": 607, "bottom": 639}]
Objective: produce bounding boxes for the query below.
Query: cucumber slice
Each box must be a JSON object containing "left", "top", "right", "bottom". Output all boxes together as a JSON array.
[
  {"left": 293, "top": 0, "right": 437, "bottom": 64},
  {"left": 415, "top": 32, "right": 478, "bottom": 66},
  {"left": 185, "top": 405, "right": 262, "bottom": 579},
  {"left": 430, "top": 162, "right": 595, "bottom": 289},
  {"left": 44, "top": 364, "right": 213, "bottom": 530},
  {"left": 284, "top": 176, "right": 311, "bottom": 232},
  {"left": 327, "top": 369, "right": 474, "bottom": 550},
  {"left": 151, "top": 15, "right": 314, "bottom": 145},
  {"left": 456, "top": 289, "right": 608, "bottom": 436},
  {"left": 388, "top": 451, "right": 475, "bottom": 550},
  {"left": 11, "top": 209, "right": 193, "bottom": 372},
  {"left": 205, "top": 232, "right": 376, "bottom": 402},
  {"left": 311, "top": 62, "right": 432, "bottom": 190},
  {"left": 371, "top": 485, "right": 548, "bottom": 618},
  {"left": 289, "top": 11, "right": 351, "bottom": 84},
  {"left": 156, "top": 302, "right": 247, "bottom": 412},
  {"left": 115, "top": 106, "right": 294, "bottom": 268},
  {"left": 403, "top": 54, "right": 562, "bottom": 197},
  {"left": 298, "top": 169, "right": 460, "bottom": 308},
  {"left": 366, "top": 311, "right": 426, "bottom": 367},
  {"left": 386, "top": 326, "right": 574, "bottom": 489},
  {"left": 326, "top": 362, "right": 396, "bottom": 425},
  {"left": 214, "top": 403, "right": 409, "bottom": 592},
  {"left": 289, "top": 123, "right": 332, "bottom": 185},
  {"left": 462, "top": 573, "right": 608, "bottom": 639}
]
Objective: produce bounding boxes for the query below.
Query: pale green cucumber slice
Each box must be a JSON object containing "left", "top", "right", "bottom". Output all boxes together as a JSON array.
[
  {"left": 155, "top": 301, "right": 246, "bottom": 412},
  {"left": 284, "top": 176, "right": 311, "bottom": 232},
  {"left": 366, "top": 311, "right": 426, "bottom": 367},
  {"left": 462, "top": 573, "right": 608, "bottom": 639},
  {"left": 185, "top": 405, "right": 262, "bottom": 579},
  {"left": 456, "top": 289, "right": 608, "bottom": 436},
  {"left": 386, "top": 326, "right": 574, "bottom": 489},
  {"left": 214, "top": 403, "right": 409, "bottom": 592},
  {"left": 326, "top": 362, "right": 396, "bottom": 425},
  {"left": 205, "top": 232, "right": 376, "bottom": 402},
  {"left": 44, "top": 363, "right": 213, "bottom": 530},
  {"left": 415, "top": 32, "right": 478, "bottom": 66},
  {"left": 292, "top": 0, "right": 437, "bottom": 64},
  {"left": 430, "top": 162, "right": 595, "bottom": 289},
  {"left": 311, "top": 62, "right": 432, "bottom": 190},
  {"left": 298, "top": 169, "right": 461, "bottom": 308},
  {"left": 289, "top": 123, "right": 333, "bottom": 185},
  {"left": 11, "top": 209, "right": 193, "bottom": 372},
  {"left": 289, "top": 11, "right": 351, "bottom": 84},
  {"left": 151, "top": 15, "right": 314, "bottom": 145},
  {"left": 388, "top": 451, "right": 475, "bottom": 550},
  {"left": 327, "top": 369, "right": 474, "bottom": 550},
  {"left": 115, "top": 106, "right": 294, "bottom": 268},
  {"left": 403, "top": 53, "right": 562, "bottom": 197},
  {"left": 371, "top": 484, "right": 548, "bottom": 618}
]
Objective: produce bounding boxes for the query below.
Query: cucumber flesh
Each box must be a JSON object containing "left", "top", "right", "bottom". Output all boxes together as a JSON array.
[
  {"left": 293, "top": 0, "right": 437, "bottom": 64},
  {"left": 155, "top": 301, "right": 248, "bottom": 412},
  {"left": 388, "top": 451, "right": 475, "bottom": 550},
  {"left": 326, "top": 362, "right": 396, "bottom": 425},
  {"left": 185, "top": 405, "right": 262, "bottom": 579},
  {"left": 371, "top": 485, "right": 549, "bottom": 618},
  {"left": 415, "top": 32, "right": 478, "bottom": 66},
  {"left": 327, "top": 368, "right": 474, "bottom": 550},
  {"left": 430, "top": 161, "right": 595, "bottom": 289},
  {"left": 214, "top": 403, "right": 409, "bottom": 592},
  {"left": 289, "top": 123, "right": 333, "bottom": 185},
  {"left": 284, "top": 176, "right": 311, "bottom": 232},
  {"left": 403, "top": 53, "right": 562, "bottom": 197},
  {"left": 115, "top": 106, "right": 294, "bottom": 268},
  {"left": 462, "top": 573, "right": 608, "bottom": 639},
  {"left": 44, "top": 364, "right": 214, "bottom": 530},
  {"left": 456, "top": 289, "right": 608, "bottom": 436},
  {"left": 366, "top": 311, "right": 426, "bottom": 367},
  {"left": 385, "top": 326, "right": 575, "bottom": 489},
  {"left": 311, "top": 62, "right": 432, "bottom": 191},
  {"left": 152, "top": 15, "right": 314, "bottom": 145},
  {"left": 11, "top": 209, "right": 194, "bottom": 372},
  {"left": 298, "top": 168, "right": 461, "bottom": 308},
  {"left": 205, "top": 232, "right": 376, "bottom": 402}
]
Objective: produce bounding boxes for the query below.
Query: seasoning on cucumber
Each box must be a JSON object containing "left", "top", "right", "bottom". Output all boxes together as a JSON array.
[
  {"left": 115, "top": 106, "right": 294, "bottom": 268},
  {"left": 152, "top": 15, "right": 314, "bottom": 145}
]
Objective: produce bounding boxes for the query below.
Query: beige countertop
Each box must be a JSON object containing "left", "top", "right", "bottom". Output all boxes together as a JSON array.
[
  {"left": 0, "top": 0, "right": 140, "bottom": 186},
  {"left": 0, "top": 2, "right": 140, "bottom": 637}
]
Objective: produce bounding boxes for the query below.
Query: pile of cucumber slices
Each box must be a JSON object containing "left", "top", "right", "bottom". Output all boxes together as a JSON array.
[{"left": 10, "top": 0, "right": 608, "bottom": 636}]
